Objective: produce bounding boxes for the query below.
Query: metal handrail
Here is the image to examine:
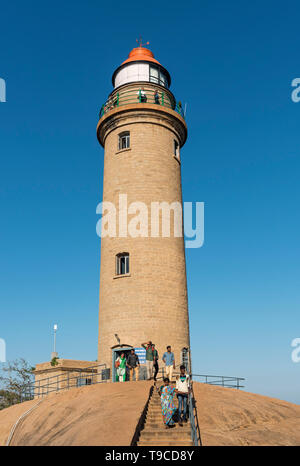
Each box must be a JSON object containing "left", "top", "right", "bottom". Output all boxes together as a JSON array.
[
  {"left": 191, "top": 374, "right": 245, "bottom": 389},
  {"left": 188, "top": 381, "right": 202, "bottom": 446},
  {"left": 186, "top": 352, "right": 202, "bottom": 446},
  {"left": 99, "top": 88, "right": 185, "bottom": 119},
  {"left": 154, "top": 367, "right": 244, "bottom": 389},
  {"left": 18, "top": 358, "right": 245, "bottom": 412},
  {"left": 30, "top": 362, "right": 101, "bottom": 387},
  {"left": 20, "top": 363, "right": 108, "bottom": 401}
]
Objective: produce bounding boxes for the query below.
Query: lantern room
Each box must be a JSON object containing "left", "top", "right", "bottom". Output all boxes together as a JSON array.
[{"left": 112, "top": 46, "right": 171, "bottom": 89}]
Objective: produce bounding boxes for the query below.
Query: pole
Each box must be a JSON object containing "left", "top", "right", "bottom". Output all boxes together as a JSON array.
[
  {"left": 52, "top": 324, "right": 58, "bottom": 357},
  {"left": 54, "top": 329, "right": 56, "bottom": 354}
]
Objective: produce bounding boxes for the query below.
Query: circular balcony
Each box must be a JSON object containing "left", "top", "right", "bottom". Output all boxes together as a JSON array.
[{"left": 98, "top": 82, "right": 185, "bottom": 120}]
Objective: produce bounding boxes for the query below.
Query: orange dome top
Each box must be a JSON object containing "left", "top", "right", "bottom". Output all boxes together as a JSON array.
[{"left": 121, "top": 47, "right": 161, "bottom": 66}]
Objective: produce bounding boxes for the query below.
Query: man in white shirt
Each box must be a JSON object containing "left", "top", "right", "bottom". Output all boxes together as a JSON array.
[
  {"left": 137, "top": 87, "right": 147, "bottom": 103},
  {"left": 175, "top": 365, "right": 190, "bottom": 425}
]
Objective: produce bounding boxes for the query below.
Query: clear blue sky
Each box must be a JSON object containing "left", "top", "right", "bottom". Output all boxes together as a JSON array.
[{"left": 1, "top": 1, "right": 299, "bottom": 403}]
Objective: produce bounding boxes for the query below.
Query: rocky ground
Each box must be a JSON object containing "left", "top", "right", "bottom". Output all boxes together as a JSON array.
[{"left": 0, "top": 381, "right": 299, "bottom": 446}]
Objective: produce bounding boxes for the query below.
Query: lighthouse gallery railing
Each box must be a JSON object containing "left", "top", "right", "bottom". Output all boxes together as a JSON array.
[{"left": 99, "top": 87, "right": 185, "bottom": 119}]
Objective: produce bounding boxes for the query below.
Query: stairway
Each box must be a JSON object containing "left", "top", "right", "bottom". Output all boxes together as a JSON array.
[{"left": 137, "top": 384, "right": 194, "bottom": 446}]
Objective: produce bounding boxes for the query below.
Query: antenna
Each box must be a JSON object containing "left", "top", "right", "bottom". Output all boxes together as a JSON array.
[
  {"left": 136, "top": 36, "right": 150, "bottom": 48},
  {"left": 184, "top": 102, "right": 187, "bottom": 117}
]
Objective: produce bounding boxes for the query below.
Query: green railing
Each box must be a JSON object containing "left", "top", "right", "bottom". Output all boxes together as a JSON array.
[{"left": 99, "top": 88, "right": 185, "bottom": 119}]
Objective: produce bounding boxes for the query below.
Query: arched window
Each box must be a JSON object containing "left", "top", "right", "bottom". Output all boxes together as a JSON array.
[
  {"left": 116, "top": 252, "right": 129, "bottom": 275},
  {"left": 174, "top": 139, "right": 179, "bottom": 159},
  {"left": 118, "top": 131, "right": 130, "bottom": 150}
]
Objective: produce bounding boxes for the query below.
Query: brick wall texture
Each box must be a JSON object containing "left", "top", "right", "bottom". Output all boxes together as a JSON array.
[{"left": 97, "top": 91, "right": 190, "bottom": 372}]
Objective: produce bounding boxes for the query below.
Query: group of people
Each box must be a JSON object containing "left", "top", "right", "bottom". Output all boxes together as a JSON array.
[
  {"left": 142, "top": 341, "right": 175, "bottom": 381},
  {"left": 102, "top": 88, "right": 161, "bottom": 115},
  {"left": 115, "top": 342, "right": 190, "bottom": 428},
  {"left": 137, "top": 88, "right": 160, "bottom": 104},
  {"left": 101, "top": 88, "right": 184, "bottom": 118},
  {"left": 114, "top": 342, "right": 175, "bottom": 382},
  {"left": 115, "top": 348, "right": 140, "bottom": 382}
]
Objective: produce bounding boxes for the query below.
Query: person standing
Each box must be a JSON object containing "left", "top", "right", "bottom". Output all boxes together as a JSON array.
[
  {"left": 154, "top": 89, "right": 160, "bottom": 104},
  {"left": 175, "top": 365, "right": 190, "bottom": 425},
  {"left": 127, "top": 349, "right": 140, "bottom": 381},
  {"left": 137, "top": 87, "right": 147, "bottom": 103},
  {"left": 142, "top": 341, "right": 154, "bottom": 380},
  {"left": 162, "top": 346, "right": 175, "bottom": 381},
  {"left": 115, "top": 352, "right": 126, "bottom": 382},
  {"left": 160, "top": 378, "right": 176, "bottom": 428},
  {"left": 152, "top": 344, "right": 159, "bottom": 381}
]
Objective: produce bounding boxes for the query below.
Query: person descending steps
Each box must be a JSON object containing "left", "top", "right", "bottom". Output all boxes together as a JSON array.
[{"left": 137, "top": 381, "right": 193, "bottom": 446}]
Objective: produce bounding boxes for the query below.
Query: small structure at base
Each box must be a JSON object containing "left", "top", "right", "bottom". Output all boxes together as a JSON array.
[{"left": 34, "top": 359, "right": 101, "bottom": 398}]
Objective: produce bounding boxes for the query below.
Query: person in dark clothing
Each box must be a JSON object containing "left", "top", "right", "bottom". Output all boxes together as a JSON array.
[
  {"left": 126, "top": 349, "right": 140, "bottom": 381},
  {"left": 154, "top": 90, "right": 160, "bottom": 105},
  {"left": 152, "top": 343, "right": 159, "bottom": 381}
]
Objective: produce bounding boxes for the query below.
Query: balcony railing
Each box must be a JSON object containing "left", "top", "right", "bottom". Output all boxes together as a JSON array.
[{"left": 99, "top": 88, "right": 185, "bottom": 119}]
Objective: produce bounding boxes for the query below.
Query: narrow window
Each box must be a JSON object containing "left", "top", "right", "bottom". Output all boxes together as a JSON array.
[
  {"left": 149, "top": 65, "right": 168, "bottom": 88},
  {"left": 149, "top": 65, "right": 159, "bottom": 84},
  {"left": 118, "top": 131, "right": 130, "bottom": 150},
  {"left": 116, "top": 252, "right": 129, "bottom": 275},
  {"left": 181, "top": 347, "right": 189, "bottom": 370},
  {"left": 174, "top": 139, "right": 179, "bottom": 158}
]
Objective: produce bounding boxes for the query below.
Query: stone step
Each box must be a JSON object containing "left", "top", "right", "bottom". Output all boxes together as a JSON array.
[
  {"left": 140, "top": 430, "right": 191, "bottom": 440},
  {"left": 144, "top": 423, "right": 190, "bottom": 431},
  {"left": 149, "top": 406, "right": 179, "bottom": 411},
  {"left": 138, "top": 440, "right": 194, "bottom": 446},
  {"left": 146, "top": 415, "right": 190, "bottom": 423},
  {"left": 149, "top": 406, "right": 179, "bottom": 410},
  {"left": 147, "top": 411, "right": 181, "bottom": 418},
  {"left": 150, "top": 398, "right": 179, "bottom": 404},
  {"left": 145, "top": 420, "right": 191, "bottom": 428},
  {"left": 145, "top": 417, "right": 163, "bottom": 423}
]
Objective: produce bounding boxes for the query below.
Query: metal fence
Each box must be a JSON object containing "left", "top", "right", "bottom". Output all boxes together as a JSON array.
[
  {"left": 19, "top": 362, "right": 244, "bottom": 414},
  {"left": 20, "top": 363, "right": 108, "bottom": 401},
  {"left": 191, "top": 374, "right": 245, "bottom": 389},
  {"left": 99, "top": 87, "right": 185, "bottom": 119},
  {"left": 156, "top": 368, "right": 244, "bottom": 390}
]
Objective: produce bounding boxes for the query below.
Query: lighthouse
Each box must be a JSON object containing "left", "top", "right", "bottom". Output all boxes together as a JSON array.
[{"left": 96, "top": 43, "right": 190, "bottom": 379}]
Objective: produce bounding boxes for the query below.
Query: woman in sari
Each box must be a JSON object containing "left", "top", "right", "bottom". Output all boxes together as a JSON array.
[
  {"left": 115, "top": 352, "right": 127, "bottom": 382},
  {"left": 160, "top": 377, "right": 176, "bottom": 428}
]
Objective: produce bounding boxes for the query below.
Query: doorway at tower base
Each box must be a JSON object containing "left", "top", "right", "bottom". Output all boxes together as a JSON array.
[{"left": 111, "top": 345, "right": 147, "bottom": 382}]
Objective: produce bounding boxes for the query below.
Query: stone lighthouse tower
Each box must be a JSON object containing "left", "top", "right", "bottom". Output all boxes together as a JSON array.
[{"left": 96, "top": 44, "right": 189, "bottom": 378}]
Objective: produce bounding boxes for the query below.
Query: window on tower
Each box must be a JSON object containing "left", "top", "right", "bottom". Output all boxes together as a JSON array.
[
  {"left": 118, "top": 131, "right": 130, "bottom": 150},
  {"left": 149, "top": 65, "right": 168, "bottom": 88},
  {"left": 116, "top": 253, "right": 130, "bottom": 275}
]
